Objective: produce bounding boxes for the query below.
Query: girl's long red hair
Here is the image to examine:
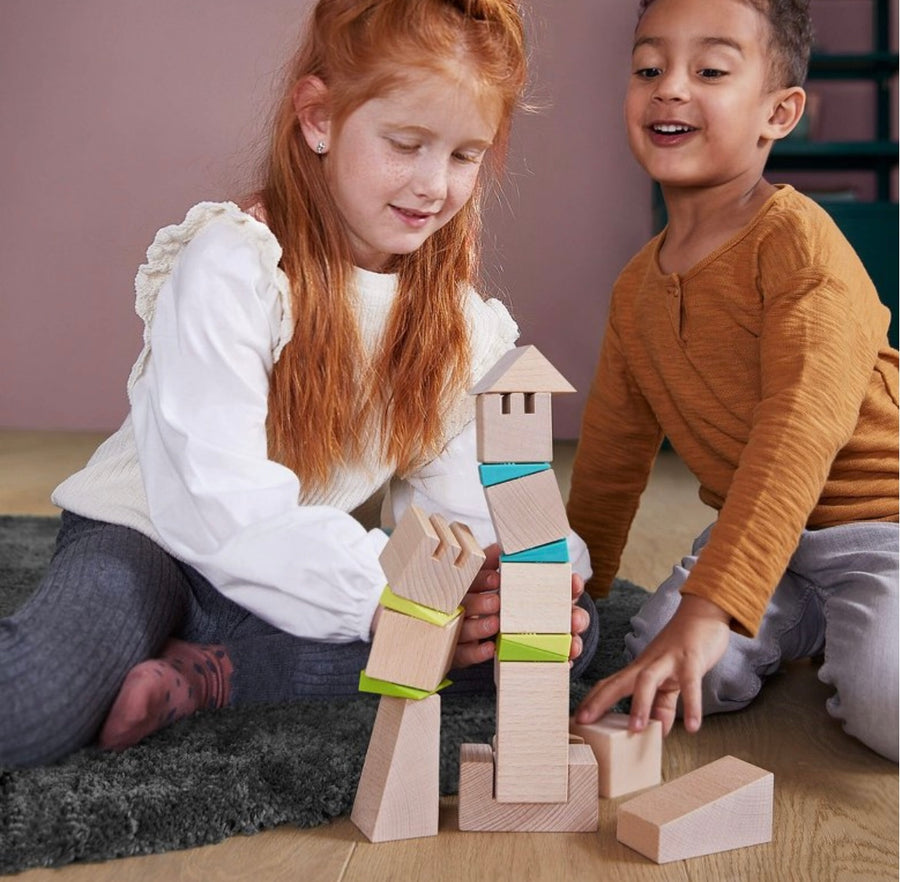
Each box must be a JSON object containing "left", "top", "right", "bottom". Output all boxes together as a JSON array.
[{"left": 257, "top": 0, "right": 527, "bottom": 493}]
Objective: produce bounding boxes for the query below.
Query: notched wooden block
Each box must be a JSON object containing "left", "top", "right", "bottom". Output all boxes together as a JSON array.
[
  {"left": 476, "top": 392, "right": 553, "bottom": 463},
  {"left": 458, "top": 742, "right": 598, "bottom": 832},
  {"left": 379, "top": 504, "right": 485, "bottom": 614}
]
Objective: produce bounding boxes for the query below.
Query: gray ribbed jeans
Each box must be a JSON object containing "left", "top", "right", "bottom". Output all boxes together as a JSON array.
[{"left": 0, "top": 512, "right": 599, "bottom": 768}]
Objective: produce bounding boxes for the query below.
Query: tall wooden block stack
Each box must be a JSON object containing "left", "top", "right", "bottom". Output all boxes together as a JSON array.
[
  {"left": 351, "top": 505, "right": 484, "bottom": 842},
  {"left": 458, "top": 345, "right": 599, "bottom": 832}
]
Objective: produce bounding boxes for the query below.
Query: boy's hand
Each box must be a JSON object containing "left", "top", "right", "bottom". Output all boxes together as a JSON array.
[
  {"left": 452, "top": 544, "right": 591, "bottom": 669},
  {"left": 574, "top": 594, "right": 731, "bottom": 735}
]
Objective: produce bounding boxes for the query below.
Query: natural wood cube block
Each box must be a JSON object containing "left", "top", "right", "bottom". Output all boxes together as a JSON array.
[
  {"left": 617, "top": 755, "right": 774, "bottom": 863},
  {"left": 364, "top": 608, "right": 463, "bottom": 693},
  {"left": 352, "top": 695, "right": 441, "bottom": 842},
  {"left": 483, "top": 468, "right": 569, "bottom": 555},
  {"left": 500, "top": 561, "right": 571, "bottom": 634},
  {"left": 495, "top": 660, "right": 570, "bottom": 803},
  {"left": 570, "top": 713, "right": 662, "bottom": 798},
  {"left": 458, "top": 741, "right": 599, "bottom": 832}
]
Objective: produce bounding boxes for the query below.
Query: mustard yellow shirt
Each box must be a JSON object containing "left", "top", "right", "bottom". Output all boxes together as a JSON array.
[{"left": 568, "top": 186, "right": 899, "bottom": 635}]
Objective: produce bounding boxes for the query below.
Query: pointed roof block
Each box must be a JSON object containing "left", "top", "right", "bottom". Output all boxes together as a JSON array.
[{"left": 470, "top": 345, "right": 575, "bottom": 395}]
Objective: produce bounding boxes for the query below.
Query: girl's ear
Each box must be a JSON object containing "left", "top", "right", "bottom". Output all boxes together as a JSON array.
[
  {"left": 293, "top": 75, "right": 332, "bottom": 154},
  {"left": 762, "top": 86, "right": 807, "bottom": 143}
]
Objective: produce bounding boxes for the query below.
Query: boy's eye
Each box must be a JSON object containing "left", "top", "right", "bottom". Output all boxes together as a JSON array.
[
  {"left": 699, "top": 68, "right": 726, "bottom": 79},
  {"left": 635, "top": 67, "right": 662, "bottom": 79}
]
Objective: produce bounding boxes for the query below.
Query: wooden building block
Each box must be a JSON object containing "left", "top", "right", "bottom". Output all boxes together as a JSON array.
[
  {"left": 495, "top": 660, "right": 570, "bottom": 802},
  {"left": 570, "top": 713, "right": 662, "bottom": 798},
  {"left": 500, "top": 561, "right": 572, "bottom": 634},
  {"left": 476, "top": 392, "right": 553, "bottom": 463},
  {"left": 379, "top": 505, "right": 485, "bottom": 614},
  {"left": 351, "top": 695, "right": 441, "bottom": 842},
  {"left": 469, "top": 345, "right": 577, "bottom": 395},
  {"left": 483, "top": 468, "right": 570, "bottom": 554},
  {"left": 364, "top": 607, "right": 463, "bottom": 693},
  {"left": 617, "top": 755, "right": 774, "bottom": 863},
  {"left": 458, "top": 742, "right": 599, "bottom": 832}
]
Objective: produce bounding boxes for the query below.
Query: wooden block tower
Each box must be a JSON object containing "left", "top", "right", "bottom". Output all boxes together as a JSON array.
[
  {"left": 458, "top": 345, "right": 599, "bottom": 832},
  {"left": 351, "top": 505, "right": 485, "bottom": 842}
]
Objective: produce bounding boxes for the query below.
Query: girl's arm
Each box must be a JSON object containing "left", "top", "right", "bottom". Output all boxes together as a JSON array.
[{"left": 131, "top": 217, "right": 388, "bottom": 643}]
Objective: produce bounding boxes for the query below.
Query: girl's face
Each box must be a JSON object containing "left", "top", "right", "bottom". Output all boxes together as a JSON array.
[
  {"left": 625, "top": 0, "right": 778, "bottom": 193},
  {"left": 324, "top": 70, "right": 499, "bottom": 272}
]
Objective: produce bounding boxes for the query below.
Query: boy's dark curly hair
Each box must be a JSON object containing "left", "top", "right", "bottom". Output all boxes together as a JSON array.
[{"left": 637, "top": 0, "right": 814, "bottom": 88}]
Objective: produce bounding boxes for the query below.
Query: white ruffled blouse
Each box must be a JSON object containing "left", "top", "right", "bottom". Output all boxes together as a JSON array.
[{"left": 53, "top": 202, "right": 589, "bottom": 643}]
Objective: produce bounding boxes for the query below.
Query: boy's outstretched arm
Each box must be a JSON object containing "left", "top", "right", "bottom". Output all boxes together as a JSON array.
[{"left": 574, "top": 594, "right": 731, "bottom": 735}]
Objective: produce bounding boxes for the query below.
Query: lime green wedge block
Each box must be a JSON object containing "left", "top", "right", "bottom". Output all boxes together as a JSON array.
[
  {"left": 358, "top": 670, "right": 452, "bottom": 699},
  {"left": 496, "top": 632, "right": 572, "bottom": 662},
  {"left": 379, "top": 585, "right": 463, "bottom": 627}
]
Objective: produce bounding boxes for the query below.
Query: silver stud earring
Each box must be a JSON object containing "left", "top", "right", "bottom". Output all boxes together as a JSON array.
[{"left": 315, "top": 140, "right": 327, "bottom": 155}]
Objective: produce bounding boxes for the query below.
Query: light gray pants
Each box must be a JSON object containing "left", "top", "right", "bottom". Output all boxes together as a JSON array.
[{"left": 625, "top": 521, "right": 899, "bottom": 762}]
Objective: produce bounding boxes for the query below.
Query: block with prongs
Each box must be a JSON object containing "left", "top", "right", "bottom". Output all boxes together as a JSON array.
[{"left": 379, "top": 504, "right": 485, "bottom": 614}]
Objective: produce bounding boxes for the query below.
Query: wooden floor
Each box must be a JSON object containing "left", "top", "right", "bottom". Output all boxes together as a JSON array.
[{"left": 2, "top": 430, "right": 897, "bottom": 882}]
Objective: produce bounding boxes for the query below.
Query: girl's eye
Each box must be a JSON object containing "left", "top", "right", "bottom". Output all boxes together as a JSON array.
[
  {"left": 389, "top": 139, "right": 420, "bottom": 153},
  {"left": 453, "top": 151, "right": 484, "bottom": 165}
]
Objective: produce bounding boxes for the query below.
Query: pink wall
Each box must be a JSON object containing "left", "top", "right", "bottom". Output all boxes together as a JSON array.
[{"left": 0, "top": 1, "right": 892, "bottom": 438}]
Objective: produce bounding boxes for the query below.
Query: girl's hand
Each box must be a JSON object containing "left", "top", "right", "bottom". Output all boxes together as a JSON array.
[
  {"left": 452, "top": 544, "right": 502, "bottom": 668},
  {"left": 573, "top": 594, "right": 731, "bottom": 735},
  {"left": 452, "top": 545, "right": 592, "bottom": 669}
]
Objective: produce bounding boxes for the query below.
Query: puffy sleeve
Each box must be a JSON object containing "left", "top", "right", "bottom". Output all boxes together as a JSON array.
[{"left": 130, "top": 216, "right": 386, "bottom": 643}]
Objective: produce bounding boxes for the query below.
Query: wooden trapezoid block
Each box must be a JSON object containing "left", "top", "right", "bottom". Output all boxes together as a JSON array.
[
  {"left": 476, "top": 392, "right": 553, "bottom": 463},
  {"left": 570, "top": 713, "right": 662, "bottom": 798},
  {"left": 469, "top": 345, "right": 576, "bottom": 395},
  {"left": 364, "top": 607, "right": 463, "bottom": 693},
  {"left": 379, "top": 504, "right": 485, "bottom": 614},
  {"left": 616, "top": 755, "right": 774, "bottom": 863},
  {"left": 483, "top": 468, "right": 569, "bottom": 555},
  {"left": 495, "top": 660, "right": 570, "bottom": 803},
  {"left": 352, "top": 694, "right": 441, "bottom": 842},
  {"left": 500, "top": 561, "right": 572, "bottom": 634},
  {"left": 458, "top": 742, "right": 598, "bottom": 832}
]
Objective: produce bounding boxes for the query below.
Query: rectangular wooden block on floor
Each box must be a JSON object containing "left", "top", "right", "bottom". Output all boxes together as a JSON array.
[
  {"left": 364, "top": 607, "right": 463, "bottom": 693},
  {"left": 570, "top": 712, "right": 662, "bottom": 798},
  {"left": 483, "top": 468, "right": 570, "bottom": 555},
  {"left": 352, "top": 694, "right": 441, "bottom": 842},
  {"left": 458, "top": 742, "right": 598, "bottom": 832},
  {"left": 500, "top": 561, "right": 571, "bottom": 634},
  {"left": 616, "top": 755, "right": 774, "bottom": 863},
  {"left": 475, "top": 392, "right": 553, "bottom": 463},
  {"left": 378, "top": 504, "right": 485, "bottom": 614},
  {"left": 495, "top": 660, "right": 570, "bottom": 803}
]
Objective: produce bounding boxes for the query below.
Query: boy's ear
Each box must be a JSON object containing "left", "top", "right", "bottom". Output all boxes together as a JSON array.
[
  {"left": 293, "top": 75, "right": 332, "bottom": 153},
  {"left": 762, "top": 86, "right": 807, "bottom": 142}
]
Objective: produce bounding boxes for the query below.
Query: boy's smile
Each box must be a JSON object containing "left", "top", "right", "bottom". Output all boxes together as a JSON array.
[{"left": 625, "top": 0, "right": 782, "bottom": 194}]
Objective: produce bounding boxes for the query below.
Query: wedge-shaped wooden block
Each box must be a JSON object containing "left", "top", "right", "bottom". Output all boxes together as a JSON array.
[
  {"left": 500, "top": 561, "right": 572, "bottom": 634},
  {"left": 364, "top": 607, "right": 463, "bottom": 692},
  {"left": 458, "top": 742, "right": 598, "bottom": 832},
  {"left": 352, "top": 695, "right": 441, "bottom": 842},
  {"left": 476, "top": 392, "right": 553, "bottom": 463},
  {"left": 495, "top": 660, "right": 570, "bottom": 802},
  {"left": 379, "top": 505, "right": 485, "bottom": 614},
  {"left": 570, "top": 713, "right": 662, "bottom": 798},
  {"left": 617, "top": 755, "right": 774, "bottom": 863},
  {"left": 483, "top": 469, "right": 569, "bottom": 555},
  {"left": 469, "top": 345, "right": 577, "bottom": 395}
]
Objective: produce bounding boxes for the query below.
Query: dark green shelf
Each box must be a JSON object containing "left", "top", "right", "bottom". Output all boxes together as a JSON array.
[
  {"left": 808, "top": 51, "right": 898, "bottom": 79},
  {"left": 768, "top": 140, "right": 898, "bottom": 170}
]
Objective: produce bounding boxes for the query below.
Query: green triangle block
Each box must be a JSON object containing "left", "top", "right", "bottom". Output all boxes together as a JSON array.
[
  {"left": 379, "top": 585, "right": 462, "bottom": 627},
  {"left": 501, "top": 539, "right": 569, "bottom": 563},
  {"left": 358, "top": 670, "right": 452, "bottom": 699},
  {"left": 478, "top": 462, "right": 550, "bottom": 487},
  {"left": 497, "top": 633, "right": 571, "bottom": 662}
]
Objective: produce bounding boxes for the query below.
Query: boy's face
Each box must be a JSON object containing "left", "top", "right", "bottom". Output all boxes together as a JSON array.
[{"left": 625, "top": 0, "right": 779, "bottom": 191}]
